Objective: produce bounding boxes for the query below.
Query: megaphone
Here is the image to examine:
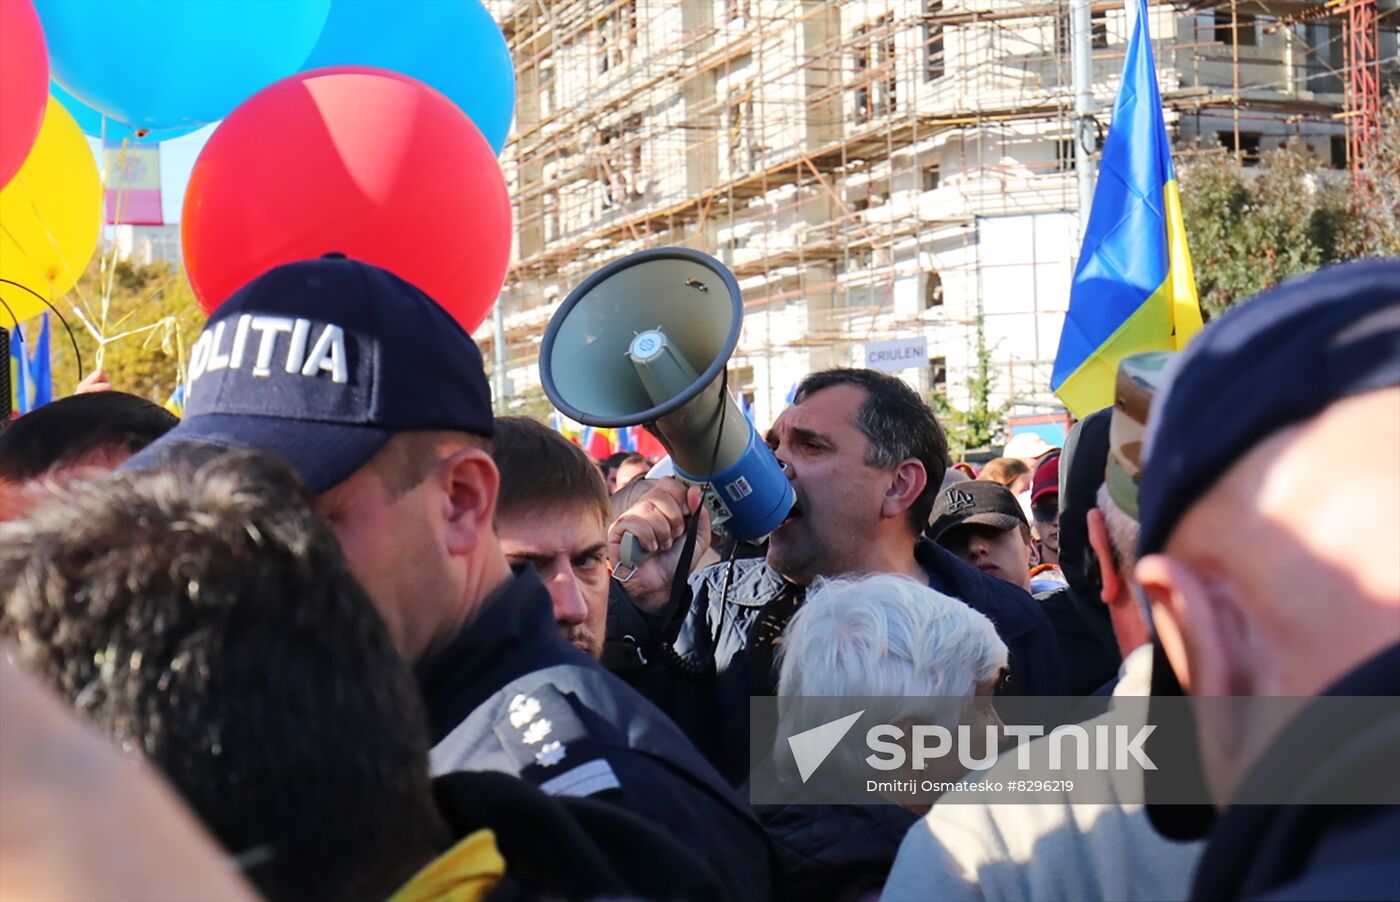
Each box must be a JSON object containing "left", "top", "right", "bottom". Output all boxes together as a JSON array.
[{"left": 540, "top": 248, "right": 794, "bottom": 572}]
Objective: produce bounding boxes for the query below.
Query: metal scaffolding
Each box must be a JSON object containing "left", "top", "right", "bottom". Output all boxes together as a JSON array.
[{"left": 484, "top": 0, "right": 1396, "bottom": 417}]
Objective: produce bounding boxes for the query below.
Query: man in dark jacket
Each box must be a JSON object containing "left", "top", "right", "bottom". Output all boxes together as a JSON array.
[
  {"left": 609, "top": 368, "right": 1065, "bottom": 784},
  {"left": 125, "top": 256, "right": 775, "bottom": 901},
  {"left": 1035, "top": 409, "right": 1123, "bottom": 695},
  {"left": 1134, "top": 260, "right": 1400, "bottom": 899}
]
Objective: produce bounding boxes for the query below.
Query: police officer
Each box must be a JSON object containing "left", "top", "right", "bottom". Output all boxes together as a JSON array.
[{"left": 129, "top": 256, "right": 776, "bottom": 902}]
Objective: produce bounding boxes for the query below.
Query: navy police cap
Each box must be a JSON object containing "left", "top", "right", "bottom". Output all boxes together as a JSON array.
[{"left": 127, "top": 254, "right": 494, "bottom": 492}]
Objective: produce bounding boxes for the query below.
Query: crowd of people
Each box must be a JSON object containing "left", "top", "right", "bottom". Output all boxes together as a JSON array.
[{"left": 0, "top": 253, "right": 1395, "bottom": 902}]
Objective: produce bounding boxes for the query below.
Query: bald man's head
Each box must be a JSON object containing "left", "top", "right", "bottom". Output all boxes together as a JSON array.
[{"left": 1140, "top": 387, "right": 1400, "bottom": 699}]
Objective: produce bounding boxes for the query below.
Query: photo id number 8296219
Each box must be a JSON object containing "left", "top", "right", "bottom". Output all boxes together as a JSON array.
[{"left": 1005, "top": 780, "right": 1075, "bottom": 793}]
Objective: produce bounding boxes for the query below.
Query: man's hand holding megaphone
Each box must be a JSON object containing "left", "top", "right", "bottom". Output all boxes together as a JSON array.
[
  {"left": 543, "top": 248, "right": 793, "bottom": 611},
  {"left": 607, "top": 477, "right": 712, "bottom": 611}
]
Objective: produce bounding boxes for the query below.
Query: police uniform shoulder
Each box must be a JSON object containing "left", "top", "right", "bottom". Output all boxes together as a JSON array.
[{"left": 491, "top": 684, "right": 623, "bottom": 799}]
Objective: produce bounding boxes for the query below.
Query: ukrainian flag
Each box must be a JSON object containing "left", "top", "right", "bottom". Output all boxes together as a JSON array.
[
  {"left": 164, "top": 381, "right": 187, "bottom": 418},
  {"left": 1052, "top": 0, "right": 1203, "bottom": 417},
  {"left": 9, "top": 315, "right": 52, "bottom": 414}
]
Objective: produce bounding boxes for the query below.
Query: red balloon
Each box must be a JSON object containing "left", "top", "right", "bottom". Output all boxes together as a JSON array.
[
  {"left": 0, "top": 0, "right": 49, "bottom": 189},
  {"left": 182, "top": 66, "right": 511, "bottom": 332}
]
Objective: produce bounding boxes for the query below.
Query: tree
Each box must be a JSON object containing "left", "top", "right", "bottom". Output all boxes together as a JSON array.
[
  {"left": 1178, "top": 98, "right": 1399, "bottom": 316},
  {"left": 931, "top": 317, "right": 1006, "bottom": 458},
  {"left": 1347, "top": 95, "right": 1400, "bottom": 259},
  {"left": 47, "top": 258, "right": 207, "bottom": 403},
  {"left": 1178, "top": 143, "right": 1355, "bottom": 317}
]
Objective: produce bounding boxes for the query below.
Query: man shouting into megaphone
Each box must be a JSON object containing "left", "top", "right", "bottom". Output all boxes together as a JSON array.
[{"left": 608, "top": 368, "right": 1066, "bottom": 786}]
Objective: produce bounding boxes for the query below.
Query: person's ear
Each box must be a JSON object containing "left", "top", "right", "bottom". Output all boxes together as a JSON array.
[
  {"left": 882, "top": 459, "right": 928, "bottom": 520},
  {"left": 1136, "top": 553, "right": 1243, "bottom": 697},
  {"left": 438, "top": 446, "right": 500, "bottom": 557},
  {"left": 1086, "top": 508, "right": 1121, "bottom": 606}
]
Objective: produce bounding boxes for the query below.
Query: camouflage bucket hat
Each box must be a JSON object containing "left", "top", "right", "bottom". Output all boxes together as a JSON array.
[{"left": 1106, "top": 351, "right": 1176, "bottom": 520}]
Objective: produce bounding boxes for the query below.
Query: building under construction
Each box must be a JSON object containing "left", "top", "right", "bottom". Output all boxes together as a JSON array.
[{"left": 482, "top": 0, "right": 1395, "bottom": 431}]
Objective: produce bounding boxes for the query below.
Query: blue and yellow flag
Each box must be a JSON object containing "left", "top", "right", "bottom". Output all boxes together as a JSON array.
[
  {"left": 1052, "top": 0, "right": 1203, "bottom": 417},
  {"left": 163, "top": 381, "right": 187, "bottom": 418},
  {"left": 9, "top": 314, "right": 53, "bottom": 415}
]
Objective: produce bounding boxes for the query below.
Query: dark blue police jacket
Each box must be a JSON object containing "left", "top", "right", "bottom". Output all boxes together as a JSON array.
[{"left": 418, "top": 566, "right": 776, "bottom": 902}]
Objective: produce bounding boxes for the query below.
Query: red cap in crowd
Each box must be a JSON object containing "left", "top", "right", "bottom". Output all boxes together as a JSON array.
[{"left": 1031, "top": 452, "right": 1060, "bottom": 502}]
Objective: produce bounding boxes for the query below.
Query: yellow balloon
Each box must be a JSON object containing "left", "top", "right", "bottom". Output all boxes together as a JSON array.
[{"left": 0, "top": 98, "right": 101, "bottom": 326}]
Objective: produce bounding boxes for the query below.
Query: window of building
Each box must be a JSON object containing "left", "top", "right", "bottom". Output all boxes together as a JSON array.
[
  {"left": 875, "top": 15, "right": 898, "bottom": 116},
  {"left": 851, "top": 195, "right": 871, "bottom": 213},
  {"left": 1214, "top": 10, "right": 1257, "bottom": 47},
  {"left": 853, "top": 24, "right": 872, "bottom": 124},
  {"left": 1304, "top": 23, "right": 1343, "bottom": 94},
  {"left": 1057, "top": 9, "right": 1109, "bottom": 54},
  {"left": 1092, "top": 8, "right": 1108, "bottom": 48},
  {"left": 1219, "top": 130, "right": 1263, "bottom": 166},
  {"left": 725, "top": 0, "right": 751, "bottom": 25},
  {"left": 539, "top": 62, "right": 556, "bottom": 117},
  {"left": 727, "top": 88, "right": 758, "bottom": 172},
  {"left": 1055, "top": 138, "right": 1075, "bottom": 173},
  {"left": 597, "top": 114, "right": 644, "bottom": 208},
  {"left": 597, "top": 0, "right": 638, "bottom": 75},
  {"left": 852, "top": 16, "right": 896, "bottom": 124},
  {"left": 929, "top": 356, "right": 948, "bottom": 393},
  {"left": 923, "top": 0, "right": 945, "bottom": 81},
  {"left": 922, "top": 163, "right": 941, "bottom": 192},
  {"left": 925, "top": 271, "right": 944, "bottom": 309},
  {"left": 1331, "top": 134, "right": 1348, "bottom": 170},
  {"left": 544, "top": 191, "right": 560, "bottom": 242}
]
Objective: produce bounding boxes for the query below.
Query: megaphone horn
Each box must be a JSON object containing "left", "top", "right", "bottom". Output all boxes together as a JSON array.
[{"left": 540, "top": 248, "right": 794, "bottom": 572}]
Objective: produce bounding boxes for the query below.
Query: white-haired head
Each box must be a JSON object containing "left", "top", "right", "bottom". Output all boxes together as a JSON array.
[{"left": 776, "top": 573, "right": 1008, "bottom": 751}]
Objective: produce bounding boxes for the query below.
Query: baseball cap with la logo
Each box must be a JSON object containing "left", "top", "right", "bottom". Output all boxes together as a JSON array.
[
  {"left": 925, "top": 479, "right": 1029, "bottom": 541},
  {"left": 126, "top": 254, "right": 494, "bottom": 492}
]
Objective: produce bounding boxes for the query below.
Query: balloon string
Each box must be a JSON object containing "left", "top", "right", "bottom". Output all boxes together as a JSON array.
[
  {"left": 0, "top": 278, "right": 86, "bottom": 382},
  {"left": 96, "top": 137, "right": 141, "bottom": 372}
]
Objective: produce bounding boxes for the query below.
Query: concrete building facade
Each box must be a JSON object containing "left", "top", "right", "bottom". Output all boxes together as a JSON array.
[{"left": 482, "top": 0, "right": 1382, "bottom": 434}]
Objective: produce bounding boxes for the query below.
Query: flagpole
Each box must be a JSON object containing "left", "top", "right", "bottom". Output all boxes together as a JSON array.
[
  {"left": 1070, "top": 0, "right": 1097, "bottom": 241},
  {"left": 491, "top": 298, "right": 510, "bottom": 413},
  {"left": 1, "top": 327, "right": 10, "bottom": 423}
]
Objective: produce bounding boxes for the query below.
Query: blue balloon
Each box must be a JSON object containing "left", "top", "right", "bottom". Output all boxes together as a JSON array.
[
  {"left": 300, "top": 0, "right": 514, "bottom": 154},
  {"left": 50, "top": 83, "right": 200, "bottom": 143},
  {"left": 35, "top": 0, "right": 331, "bottom": 131}
]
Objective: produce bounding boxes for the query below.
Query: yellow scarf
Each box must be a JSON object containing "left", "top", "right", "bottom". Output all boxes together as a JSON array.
[{"left": 386, "top": 829, "right": 506, "bottom": 902}]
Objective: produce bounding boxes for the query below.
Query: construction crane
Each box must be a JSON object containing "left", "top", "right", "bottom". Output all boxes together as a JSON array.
[
  {"left": 1343, "top": 0, "right": 1381, "bottom": 179},
  {"left": 1269, "top": 0, "right": 1381, "bottom": 180}
]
